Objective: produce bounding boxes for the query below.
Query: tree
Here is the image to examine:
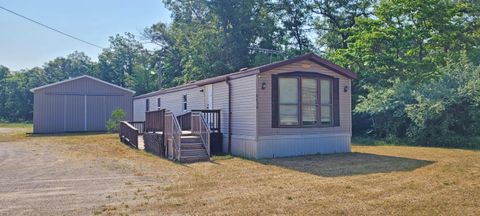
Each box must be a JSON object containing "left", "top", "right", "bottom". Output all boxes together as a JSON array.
[
  {"left": 276, "top": 0, "right": 313, "bottom": 54},
  {"left": 43, "top": 51, "right": 96, "bottom": 83},
  {"left": 98, "top": 33, "right": 157, "bottom": 94},
  {"left": 3, "top": 67, "right": 46, "bottom": 122},
  {"left": 145, "top": 0, "right": 282, "bottom": 85},
  {"left": 334, "top": 0, "right": 480, "bottom": 144},
  {"left": 0, "top": 66, "right": 10, "bottom": 120},
  {"left": 312, "top": 0, "right": 374, "bottom": 52}
]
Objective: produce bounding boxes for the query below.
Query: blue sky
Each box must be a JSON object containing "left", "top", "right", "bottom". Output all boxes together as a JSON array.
[{"left": 0, "top": 0, "right": 170, "bottom": 71}]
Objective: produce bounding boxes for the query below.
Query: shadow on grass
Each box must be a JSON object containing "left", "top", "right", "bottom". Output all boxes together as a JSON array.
[{"left": 259, "top": 152, "right": 434, "bottom": 177}]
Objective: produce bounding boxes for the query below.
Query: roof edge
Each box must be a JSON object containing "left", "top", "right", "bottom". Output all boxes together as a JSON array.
[
  {"left": 30, "top": 75, "right": 136, "bottom": 94},
  {"left": 133, "top": 53, "right": 357, "bottom": 99},
  {"left": 257, "top": 53, "right": 357, "bottom": 79}
]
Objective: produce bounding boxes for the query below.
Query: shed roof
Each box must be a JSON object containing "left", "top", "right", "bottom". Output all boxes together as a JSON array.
[
  {"left": 135, "top": 53, "right": 357, "bottom": 99},
  {"left": 30, "top": 75, "right": 136, "bottom": 94}
]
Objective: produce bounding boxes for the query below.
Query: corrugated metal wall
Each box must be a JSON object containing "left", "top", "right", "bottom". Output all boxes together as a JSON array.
[{"left": 33, "top": 77, "right": 133, "bottom": 133}]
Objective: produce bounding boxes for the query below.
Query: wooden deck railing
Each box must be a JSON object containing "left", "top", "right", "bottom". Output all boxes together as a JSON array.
[
  {"left": 145, "top": 109, "right": 165, "bottom": 132},
  {"left": 119, "top": 121, "right": 139, "bottom": 148},
  {"left": 128, "top": 121, "right": 145, "bottom": 134},
  {"left": 177, "top": 112, "right": 192, "bottom": 131},
  {"left": 164, "top": 111, "right": 182, "bottom": 160},
  {"left": 192, "top": 111, "right": 211, "bottom": 157},
  {"left": 192, "top": 109, "right": 221, "bottom": 132}
]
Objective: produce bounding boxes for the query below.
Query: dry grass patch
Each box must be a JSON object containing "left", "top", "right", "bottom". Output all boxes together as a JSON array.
[
  {"left": 0, "top": 123, "right": 31, "bottom": 142},
  {"left": 2, "top": 128, "right": 479, "bottom": 215},
  {"left": 98, "top": 145, "right": 479, "bottom": 215}
]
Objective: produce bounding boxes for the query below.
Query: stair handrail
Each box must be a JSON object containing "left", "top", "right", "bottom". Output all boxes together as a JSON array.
[
  {"left": 192, "top": 111, "right": 211, "bottom": 157},
  {"left": 119, "top": 121, "right": 139, "bottom": 148},
  {"left": 165, "top": 111, "right": 182, "bottom": 160}
]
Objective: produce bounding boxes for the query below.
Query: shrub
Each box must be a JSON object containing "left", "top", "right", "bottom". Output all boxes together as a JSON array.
[
  {"left": 355, "top": 58, "right": 480, "bottom": 148},
  {"left": 106, "top": 108, "right": 126, "bottom": 133}
]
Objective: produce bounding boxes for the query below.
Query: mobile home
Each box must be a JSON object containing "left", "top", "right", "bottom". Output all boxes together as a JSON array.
[{"left": 133, "top": 53, "right": 357, "bottom": 158}]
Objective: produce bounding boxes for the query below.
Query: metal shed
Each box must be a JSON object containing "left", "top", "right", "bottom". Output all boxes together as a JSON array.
[{"left": 31, "top": 75, "right": 135, "bottom": 134}]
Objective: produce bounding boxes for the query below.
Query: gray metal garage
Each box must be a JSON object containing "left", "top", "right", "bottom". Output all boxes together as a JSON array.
[{"left": 31, "top": 75, "right": 135, "bottom": 133}]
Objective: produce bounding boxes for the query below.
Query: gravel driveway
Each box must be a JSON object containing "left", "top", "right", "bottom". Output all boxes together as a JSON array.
[{"left": 0, "top": 128, "right": 161, "bottom": 215}]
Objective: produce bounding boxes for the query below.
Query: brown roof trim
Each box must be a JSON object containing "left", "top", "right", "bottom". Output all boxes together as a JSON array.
[
  {"left": 134, "top": 83, "right": 198, "bottom": 99},
  {"left": 134, "top": 53, "right": 357, "bottom": 99},
  {"left": 195, "top": 53, "right": 356, "bottom": 86},
  {"left": 256, "top": 53, "right": 357, "bottom": 79}
]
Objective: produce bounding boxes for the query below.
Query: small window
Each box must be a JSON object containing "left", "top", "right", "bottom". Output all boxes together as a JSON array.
[
  {"left": 146, "top": 99, "right": 150, "bottom": 112},
  {"left": 302, "top": 78, "right": 318, "bottom": 126},
  {"left": 157, "top": 98, "right": 161, "bottom": 110},
  {"left": 182, "top": 95, "right": 187, "bottom": 111},
  {"left": 320, "top": 79, "right": 332, "bottom": 125}
]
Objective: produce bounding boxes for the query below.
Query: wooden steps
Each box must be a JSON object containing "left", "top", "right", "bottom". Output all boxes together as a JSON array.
[{"left": 179, "top": 133, "right": 209, "bottom": 163}]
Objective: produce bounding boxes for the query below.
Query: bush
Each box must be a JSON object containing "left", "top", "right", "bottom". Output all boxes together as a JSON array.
[
  {"left": 355, "top": 58, "right": 480, "bottom": 149},
  {"left": 106, "top": 108, "right": 126, "bottom": 133}
]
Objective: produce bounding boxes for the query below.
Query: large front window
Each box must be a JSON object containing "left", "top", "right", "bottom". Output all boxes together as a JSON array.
[{"left": 277, "top": 75, "right": 334, "bottom": 127}]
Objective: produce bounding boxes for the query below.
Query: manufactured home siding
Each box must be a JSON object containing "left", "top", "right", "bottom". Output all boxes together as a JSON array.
[
  {"left": 256, "top": 60, "right": 352, "bottom": 158},
  {"left": 257, "top": 60, "right": 351, "bottom": 135},
  {"left": 133, "top": 99, "right": 147, "bottom": 121},
  {"left": 33, "top": 77, "right": 133, "bottom": 133},
  {"left": 212, "top": 82, "right": 229, "bottom": 152},
  {"left": 230, "top": 75, "right": 257, "bottom": 158},
  {"left": 134, "top": 86, "right": 206, "bottom": 121}
]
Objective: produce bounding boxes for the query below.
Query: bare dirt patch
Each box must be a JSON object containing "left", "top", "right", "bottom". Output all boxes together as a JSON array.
[{"left": 0, "top": 126, "right": 479, "bottom": 215}]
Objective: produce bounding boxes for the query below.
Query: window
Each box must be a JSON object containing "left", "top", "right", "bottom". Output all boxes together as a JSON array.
[
  {"left": 146, "top": 99, "right": 150, "bottom": 112},
  {"left": 182, "top": 94, "right": 187, "bottom": 111},
  {"left": 279, "top": 78, "right": 299, "bottom": 125},
  {"left": 320, "top": 80, "right": 332, "bottom": 125},
  {"left": 157, "top": 98, "right": 161, "bottom": 110},
  {"left": 302, "top": 78, "right": 317, "bottom": 126},
  {"left": 274, "top": 72, "right": 338, "bottom": 128}
]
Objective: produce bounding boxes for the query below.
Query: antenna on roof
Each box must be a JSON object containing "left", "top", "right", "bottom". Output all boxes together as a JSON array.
[{"left": 248, "top": 47, "right": 284, "bottom": 63}]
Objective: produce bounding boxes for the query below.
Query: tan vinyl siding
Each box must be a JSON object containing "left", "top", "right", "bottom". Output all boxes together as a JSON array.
[
  {"left": 230, "top": 75, "right": 257, "bottom": 158},
  {"left": 257, "top": 59, "right": 352, "bottom": 136}
]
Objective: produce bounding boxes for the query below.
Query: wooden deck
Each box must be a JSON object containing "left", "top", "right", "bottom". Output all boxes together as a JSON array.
[{"left": 119, "top": 109, "right": 216, "bottom": 163}]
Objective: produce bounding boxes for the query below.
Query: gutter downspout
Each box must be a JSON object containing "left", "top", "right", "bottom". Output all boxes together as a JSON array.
[{"left": 226, "top": 76, "right": 232, "bottom": 154}]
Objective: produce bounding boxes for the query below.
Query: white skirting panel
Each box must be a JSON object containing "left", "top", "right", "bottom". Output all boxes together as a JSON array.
[
  {"left": 256, "top": 133, "right": 351, "bottom": 159},
  {"left": 230, "top": 135, "right": 258, "bottom": 158}
]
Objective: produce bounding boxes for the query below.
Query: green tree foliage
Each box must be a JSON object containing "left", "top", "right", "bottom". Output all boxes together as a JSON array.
[
  {"left": 2, "top": 67, "right": 46, "bottom": 122},
  {"left": 145, "top": 0, "right": 284, "bottom": 84},
  {"left": 98, "top": 33, "right": 158, "bottom": 94},
  {"left": 1, "top": 0, "right": 479, "bottom": 149},
  {"left": 312, "top": 0, "right": 375, "bottom": 51},
  {"left": 43, "top": 51, "right": 96, "bottom": 82},
  {"left": 338, "top": 0, "right": 480, "bottom": 147},
  {"left": 0, "top": 66, "right": 10, "bottom": 120},
  {"left": 106, "top": 108, "right": 126, "bottom": 133}
]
